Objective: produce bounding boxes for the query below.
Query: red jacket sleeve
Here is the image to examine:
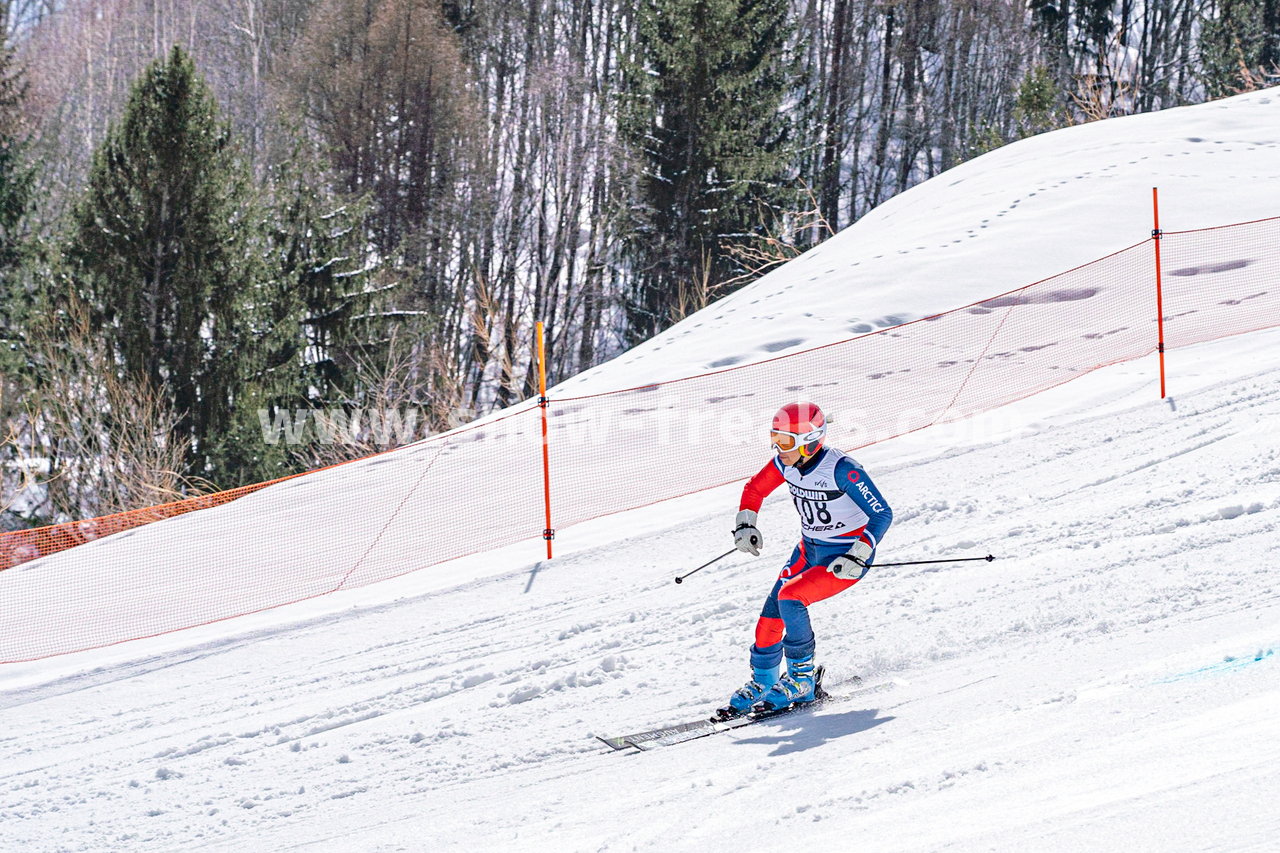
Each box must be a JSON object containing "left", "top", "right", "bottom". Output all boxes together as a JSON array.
[{"left": 740, "top": 458, "right": 785, "bottom": 512}]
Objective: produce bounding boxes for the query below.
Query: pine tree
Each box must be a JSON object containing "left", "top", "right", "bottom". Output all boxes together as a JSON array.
[
  {"left": 0, "top": 14, "right": 36, "bottom": 528},
  {"left": 1200, "top": 0, "right": 1280, "bottom": 97},
  {"left": 621, "top": 0, "right": 799, "bottom": 344},
  {"left": 1267, "top": 0, "right": 1280, "bottom": 69},
  {"left": 1013, "top": 65, "right": 1069, "bottom": 139},
  {"left": 68, "top": 46, "right": 270, "bottom": 486},
  {"left": 1028, "top": 0, "right": 1072, "bottom": 87},
  {"left": 1074, "top": 0, "right": 1115, "bottom": 67},
  {"left": 266, "top": 145, "right": 386, "bottom": 406},
  {"left": 0, "top": 19, "right": 33, "bottom": 374}
]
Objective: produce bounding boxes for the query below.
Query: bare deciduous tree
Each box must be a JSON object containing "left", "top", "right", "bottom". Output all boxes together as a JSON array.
[
  {"left": 27, "top": 297, "right": 210, "bottom": 521},
  {"left": 288, "top": 329, "right": 469, "bottom": 470}
]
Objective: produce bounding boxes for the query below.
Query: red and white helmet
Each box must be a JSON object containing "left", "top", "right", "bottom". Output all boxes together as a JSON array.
[{"left": 771, "top": 402, "right": 826, "bottom": 458}]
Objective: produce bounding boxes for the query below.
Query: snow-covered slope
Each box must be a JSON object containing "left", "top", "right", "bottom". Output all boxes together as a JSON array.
[
  {"left": 2, "top": 88, "right": 1279, "bottom": 851},
  {"left": 560, "top": 86, "right": 1280, "bottom": 392},
  {"left": 8, "top": 87, "right": 1280, "bottom": 666},
  {"left": 3, "top": 331, "right": 1278, "bottom": 851}
]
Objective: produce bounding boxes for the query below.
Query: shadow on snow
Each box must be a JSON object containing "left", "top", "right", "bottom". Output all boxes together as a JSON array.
[{"left": 731, "top": 707, "right": 894, "bottom": 756}]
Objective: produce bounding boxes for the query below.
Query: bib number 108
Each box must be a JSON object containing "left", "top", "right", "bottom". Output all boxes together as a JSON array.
[{"left": 793, "top": 497, "right": 832, "bottom": 525}]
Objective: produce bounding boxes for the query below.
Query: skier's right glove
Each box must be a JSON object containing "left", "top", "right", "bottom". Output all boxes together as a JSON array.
[{"left": 733, "top": 509, "right": 763, "bottom": 556}]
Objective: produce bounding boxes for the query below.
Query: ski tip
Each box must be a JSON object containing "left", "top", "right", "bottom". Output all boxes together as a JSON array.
[{"left": 596, "top": 735, "right": 631, "bottom": 751}]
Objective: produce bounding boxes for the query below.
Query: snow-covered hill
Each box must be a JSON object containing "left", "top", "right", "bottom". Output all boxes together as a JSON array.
[
  {"left": 560, "top": 86, "right": 1280, "bottom": 393},
  {"left": 2, "top": 88, "right": 1279, "bottom": 851}
]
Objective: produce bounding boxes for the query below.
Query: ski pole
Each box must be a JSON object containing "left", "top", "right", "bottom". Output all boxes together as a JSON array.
[
  {"left": 873, "top": 554, "right": 997, "bottom": 568},
  {"left": 674, "top": 548, "right": 737, "bottom": 584}
]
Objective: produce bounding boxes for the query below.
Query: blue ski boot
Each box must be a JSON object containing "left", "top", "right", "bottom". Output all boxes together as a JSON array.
[
  {"left": 715, "top": 664, "right": 780, "bottom": 720},
  {"left": 753, "top": 655, "right": 818, "bottom": 713}
]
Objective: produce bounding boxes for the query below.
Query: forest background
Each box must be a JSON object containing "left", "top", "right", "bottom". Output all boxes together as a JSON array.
[{"left": 0, "top": 0, "right": 1276, "bottom": 528}]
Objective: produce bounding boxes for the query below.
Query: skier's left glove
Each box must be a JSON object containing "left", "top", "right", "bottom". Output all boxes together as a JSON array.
[{"left": 827, "top": 540, "right": 873, "bottom": 581}]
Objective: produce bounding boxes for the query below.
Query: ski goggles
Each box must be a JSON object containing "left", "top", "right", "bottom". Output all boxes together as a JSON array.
[{"left": 770, "top": 427, "right": 825, "bottom": 452}]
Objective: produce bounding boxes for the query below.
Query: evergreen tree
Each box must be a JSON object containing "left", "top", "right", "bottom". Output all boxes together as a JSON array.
[
  {"left": 1013, "top": 65, "right": 1069, "bottom": 139},
  {"left": 68, "top": 46, "right": 274, "bottom": 486},
  {"left": 0, "top": 15, "right": 35, "bottom": 528},
  {"left": 266, "top": 149, "right": 385, "bottom": 407},
  {"left": 1201, "top": 0, "right": 1280, "bottom": 97},
  {"left": 621, "top": 0, "right": 799, "bottom": 344},
  {"left": 1028, "top": 0, "right": 1072, "bottom": 86},
  {"left": 1267, "top": 0, "right": 1280, "bottom": 69},
  {"left": 1074, "top": 0, "right": 1115, "bottom": 66},
  {"left": 207, "top": 196, "right": 307, "bottom": 485},
  {"left": 0, "top": 19, "right": 33, "bottom": 373}
]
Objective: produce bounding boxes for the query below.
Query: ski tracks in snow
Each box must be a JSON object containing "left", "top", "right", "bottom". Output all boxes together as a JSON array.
[{"left": 3, "top": 361, "right": 1280, "bottom": 850}]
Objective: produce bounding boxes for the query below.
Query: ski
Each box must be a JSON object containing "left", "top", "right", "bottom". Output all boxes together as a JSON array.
[{"left": 598, "top": 673, "right": 887, "bottom": 752}]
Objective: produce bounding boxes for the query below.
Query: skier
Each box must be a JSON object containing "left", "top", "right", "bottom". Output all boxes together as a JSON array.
[{"left": 721, "top": 401, "right": 893, "bottom": 716}]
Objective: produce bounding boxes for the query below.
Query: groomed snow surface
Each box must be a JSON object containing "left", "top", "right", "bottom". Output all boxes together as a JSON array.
[
  {"left": 3, "top": 89, "right": 1280, "bottom": 851},
  {"left": 4, "top": 332, "right": 1279, "bottom": 851}
]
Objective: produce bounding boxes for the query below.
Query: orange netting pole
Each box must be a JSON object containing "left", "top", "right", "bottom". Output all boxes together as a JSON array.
[
  {"left": 1152, "top": 186, "right": 1168, "bottom": 398},
  {"left": 537, "top": 320, "right": 554, "bottom": 559}
]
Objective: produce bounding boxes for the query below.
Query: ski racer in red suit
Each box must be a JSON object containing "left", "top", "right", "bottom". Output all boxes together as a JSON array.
[{"left": 719, "top": 401, "right": 893, "bottom": 716}]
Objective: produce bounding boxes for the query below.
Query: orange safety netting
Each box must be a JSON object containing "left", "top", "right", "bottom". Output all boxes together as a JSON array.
[
  {"left": 1, "top": 215, "right": 1277, "bottom": 663},
  {"left": 0, "top": 478, "right": 287, "bottom": 569}
]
